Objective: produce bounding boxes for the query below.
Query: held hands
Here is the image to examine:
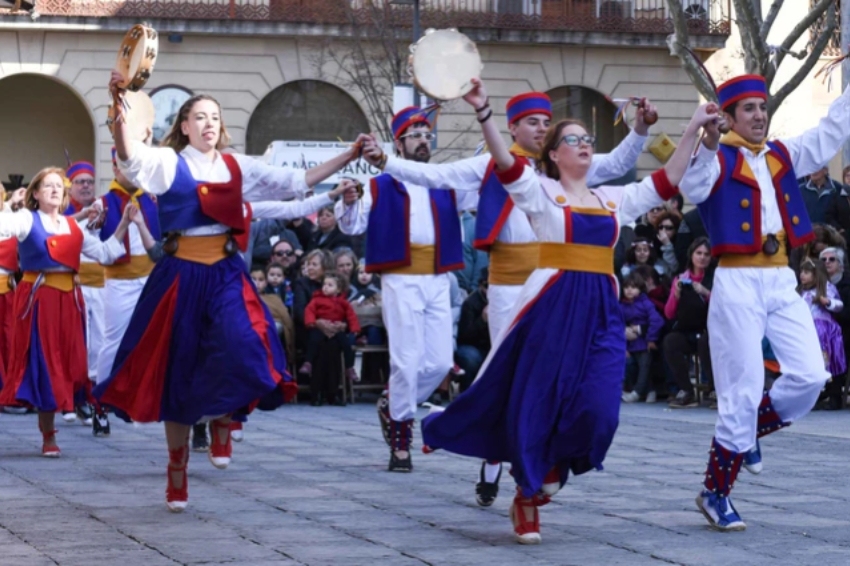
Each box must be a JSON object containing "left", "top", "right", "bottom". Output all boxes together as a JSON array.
[
  {"left": 687, "top": 102, "right": 720, "bottom": 135},
  {"left": 329, "top": 178, "right": 359, "bottom": 200},
  {"left": 356, "top": 133, "right": 385, "bottom": 168},
  {"left": 119, "top": 202, "right": 138, "bottom": 227},
  {"left": 633, "top": 99, "right": 658, "bottom": 136}
]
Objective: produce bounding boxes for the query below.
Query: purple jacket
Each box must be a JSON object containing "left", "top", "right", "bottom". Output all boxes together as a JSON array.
[{"left": 620, "top": 294, "right": 664, "bottom": 353}]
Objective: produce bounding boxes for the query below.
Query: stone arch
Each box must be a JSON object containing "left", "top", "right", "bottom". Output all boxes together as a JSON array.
[
  {"left": 246, "top": 79, "right": 370, "bottom": 155},
  {"left": 0, "top": 73, "right": 95, "bottom": 189},
  {"left": 545, "top": 85, "right": 628, "bottom": 154}
]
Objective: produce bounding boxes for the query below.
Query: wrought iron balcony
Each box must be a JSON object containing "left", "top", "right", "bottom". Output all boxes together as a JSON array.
[{"left": 4, "top": 0, "right": 731, "bottom": 36}]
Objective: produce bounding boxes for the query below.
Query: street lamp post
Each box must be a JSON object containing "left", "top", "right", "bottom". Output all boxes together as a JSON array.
[{"left": 390, "top": 0, "right": 421, "bottom": 107}]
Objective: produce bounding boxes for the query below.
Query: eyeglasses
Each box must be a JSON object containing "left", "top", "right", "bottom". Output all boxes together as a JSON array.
[
  {"left": 822, "top": 256, "right": 838, "bottom": 263},
  {"left": 400, "top": 132, "right": 435, "bottom": 141},
  {"left": 659, "top": 224, "right": 676, "bottom": 231},
  {"left": 73, "top": 179, "right": 95, "bottom": 186},
  {"left": 273, "top": 250, "right": 294, "bottom": 257},
  {"left": 556, "top": 134, "right": 596, "bottom": 148}
]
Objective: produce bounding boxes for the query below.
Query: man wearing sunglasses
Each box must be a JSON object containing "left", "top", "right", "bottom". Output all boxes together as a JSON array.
[
  {"left": 679, "top": 75, "right": 850, "bottom": 532},
  {"left": 336, "top": 107, "right": 478, "bottom": 473},
  {"left": 357, "top": 91, "right": 652, "bottom": 505}
]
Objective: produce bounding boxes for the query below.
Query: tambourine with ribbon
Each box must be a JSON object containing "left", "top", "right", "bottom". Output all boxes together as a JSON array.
[
  {"left": 115, "top": 24, "right": 158, "bottom": 92},
  {"left": 107, "top": 90, "right": 155, "bottom": 143},
  {"left": 408, "top": 29, "right": 482, "bottom": 102}
]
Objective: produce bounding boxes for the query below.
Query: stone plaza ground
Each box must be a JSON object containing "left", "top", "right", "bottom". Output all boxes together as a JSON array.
[{"left": 1, "top": 402, "right": 849, "bottom": 566}]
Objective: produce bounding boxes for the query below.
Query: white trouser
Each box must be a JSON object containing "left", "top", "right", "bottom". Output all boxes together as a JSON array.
[
  {"left": 382, "top": 273, "right": 453, "bottom": 422},
  {"left": 96, "top": 277, "right": 148, "bottom": 385},
  {"left": 709, "top": 267, "right": 829, "bottom": 453},
  {"left": 486, "top": 283, "right": 523, "bottom": 345},
  {"left": 81, "top": 285, "right": 105, "bottom": 382}
]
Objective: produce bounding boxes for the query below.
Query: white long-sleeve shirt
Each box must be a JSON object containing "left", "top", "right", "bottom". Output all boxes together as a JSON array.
[
  {"left": 380, "top": 129, "right": 647, "bottom": 245},
  {"left": 0, "top": 210, "right": 125, "bottom": 270},
  {"left": 118, "top": 142, "right": 310, "bottom": 237},
  {"left": 679, "top": 88, "right": 850, "bottom": 234}
]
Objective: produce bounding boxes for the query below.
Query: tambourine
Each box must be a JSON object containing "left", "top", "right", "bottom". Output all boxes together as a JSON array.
[
  {"left": 115, "top": 24, "right": 158, "bottom": 92},
  {"left": 107, "top": 90, "right": 155, "bottom": 143},
  {"left": 409, "top": 29, "right": 482, "bottom": 101}
]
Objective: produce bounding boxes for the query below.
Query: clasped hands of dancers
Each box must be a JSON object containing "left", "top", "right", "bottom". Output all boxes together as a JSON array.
[{"left": 2, "top": 66, "right": 847, "bottom": 545}]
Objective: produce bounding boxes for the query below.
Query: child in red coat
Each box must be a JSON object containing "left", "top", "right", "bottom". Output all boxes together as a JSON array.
[{"left": 299, "top": 273, "right": 361, "bottom": 385}]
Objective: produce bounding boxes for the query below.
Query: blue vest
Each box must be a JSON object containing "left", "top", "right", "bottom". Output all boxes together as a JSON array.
[
  {"left": 365, "top": 174, "right": 464, "bottom": 274},
  {"left": 156, "top": 154, "right": 243, "bottom": 233},
  {"left": 19, "top": 212, "right": 82, "bottom": 272},
  {"left": 100, "top": 189, "right": 161, "bottom": 263},
  {"left": 473, "top": 154, "right": 531, "bottom": 252},
  {"left": 696, "top": 141, "right": 814, "bottom": 256}
]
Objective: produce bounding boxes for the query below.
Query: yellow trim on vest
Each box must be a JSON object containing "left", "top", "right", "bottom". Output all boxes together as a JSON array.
[
  {"left": 489, "top": 242, "right": 538, "bottom": 286},
  {"left": 78, "top": 263, "right": 105, "bottom": 288},
  {"left": 383, "top": 244, "right": 436, "bottom": 276},
  {"left": 0, "top": 274, "right": 14, "bottom": 295},
  {"left": 569, "top": 206, "right": 613, "bottom": 216},
  {"left": 171, "top": 235, "right": 231, "bottom": 266},
  {"left": 22, "top": 271, "right": 76, "bottom": 292},
  {"left": 537, "top": 242, "right": 614, "bottom": 275},
  {"left": 718, "top": 231, "right": 789, "bottom": 269},
  {"left": 104, "top": 254, "right": 155, "bottom": 280},
  {"left": 766, "top": 153, "right": 784, "bottom": 178}
]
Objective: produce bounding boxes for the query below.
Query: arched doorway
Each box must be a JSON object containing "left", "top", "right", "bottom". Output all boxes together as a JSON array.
[
  {"left": 0, "top": 74, "right": 95, "bottom": 189},
  {"left": 546, "top": 85, "right": 627, "bottom": 154},
  {"left": 246, "top": 80, "right": 370, "bottom": 155}
]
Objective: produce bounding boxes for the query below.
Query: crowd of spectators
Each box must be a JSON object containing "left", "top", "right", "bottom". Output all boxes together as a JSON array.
[{"left": 247, "top": 165, "right": 850, "bottom": 410}]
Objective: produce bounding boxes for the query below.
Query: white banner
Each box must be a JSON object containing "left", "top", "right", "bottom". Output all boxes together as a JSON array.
[{"left": 261, "top": 141, "right": 395, "bottom": 187}]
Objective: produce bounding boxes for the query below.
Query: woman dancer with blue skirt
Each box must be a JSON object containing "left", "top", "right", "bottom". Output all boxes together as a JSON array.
[
  {"left": 422, "top": 78, "right": 718, "bottom": 543},
  {"left": 97, "top": 70, "right": 360, "bottom": 512}
]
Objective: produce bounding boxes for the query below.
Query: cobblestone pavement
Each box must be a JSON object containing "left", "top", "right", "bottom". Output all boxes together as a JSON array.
[{"left": 1, "top": 401, "right": 850, "bottom": 566}]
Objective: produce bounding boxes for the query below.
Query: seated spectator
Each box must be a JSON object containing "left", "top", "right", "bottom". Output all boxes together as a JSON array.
[
  {"left": 620, "top": 273, "right": 664, "bottom": 403},
  {"left": 250, "top": 265, "right": 295, "bottom": 365},
  {"left": 652, "top": 210, "right": 681, "bottom": 275},
  {"left": 293, "top": 249, "right": 335, "bottom": 333},
  {"left": 820, "top": 246, "right": 850, "bottom": 409},
  {"left": 824, "top": 165, "right": 850, "bottom": 236},
  {"left": 264, "top": 263, "right": 293, "bottom": 310},
  {"left": 664, "top": 237, "right": 714, "bottom": 409},
  {"left": 455, "top": 270, "right": 491, "bottom": 391},
  {"left": 790, "top": 223, "right": 846, "bottom": 278},
  {"left": 633, "top": 265, "right": 669, "bottom": 315},
  {"left": 270, "top": 239, "right": 302, "bottom": 282},
  {"left": 800, "top": 167, "right": 841, "bottom": 224},
  {"left": 334, "top": 248, "right": 359, "bottom": 301},
  {"left": 349, "top": 261, "right": 384, "bottom": 346},
  {"left": 673, "top": 207, "right": 707, "bottom": 275},
  {"left": 621, "top": 237, "right": 669, "bottom": 280},
  {"left": 308, "top": 205, "right": 353, "bottom": 253},
  {"left": 299, "top": 272, "right": 361, "bottom": 405},
  {"left": 287, "top": 216, "right": 316, "bottom": 253},
  {"left": 248, "top": 217, "right": 301, "bottom": 266}
]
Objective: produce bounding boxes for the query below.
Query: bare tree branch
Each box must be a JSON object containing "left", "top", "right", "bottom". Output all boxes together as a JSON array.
[
  {"left": 665, "top": 0, "right": 718, "bottom": 101},
  {"left": 732, "top": 0, "right": 769, "bottom": 75},
  {"left": 769, "top": 3, "right": 837, "bottom": 114},
  {"left": 759, "top": 0, "right": 784, "bottom": 41},
  {"left": 767, "top": 0, "right": 834, "bottom": 85}
]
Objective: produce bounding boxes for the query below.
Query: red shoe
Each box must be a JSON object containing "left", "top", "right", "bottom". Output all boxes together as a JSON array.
[
  {"left": 208, "top": 419, "right": 232, "bottom": 469},
  {"left": 509, "top": 489, "right": 542, "bottom": 544},
  {"left": 230, "top": 421, "right": 244, "bottom": 443},
  {"left": 166, "top": 463, "right": 188, "bottom": 513},
  {"left": 41, "top": 428, "right": 60, "bottom": 458}
]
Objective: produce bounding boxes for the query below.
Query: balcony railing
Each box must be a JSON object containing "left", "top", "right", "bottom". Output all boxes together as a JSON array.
[{"left": 7, "top": 0, "right": 731, "bottom": 36}]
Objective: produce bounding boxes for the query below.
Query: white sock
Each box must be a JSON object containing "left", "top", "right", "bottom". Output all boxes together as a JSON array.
[{"left": 483, "top": 462, "right": 501, "bottom": 483}]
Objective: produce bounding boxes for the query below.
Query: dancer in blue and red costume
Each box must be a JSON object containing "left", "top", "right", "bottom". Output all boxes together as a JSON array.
[
  {"left": 0, "top": 167, "right": 131, "bottom": 457},
  {"left": 678, "top": 75, "right": 850, "bottom": 531},
  {"left": 421, "top": 78, "right": 719, "bottom": 544},
  {"left": 0, "top": 186, "right": 24, "bottom": 392},
  {"left": 98, "top": 70, "right": 363, "bottom": 513}
]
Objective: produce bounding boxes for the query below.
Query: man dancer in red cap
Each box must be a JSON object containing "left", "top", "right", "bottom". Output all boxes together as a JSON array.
[
  {"left": 680, "top": 75, "right": 850, "bottom": 531},
  {"left": 359, "top": 92, "right": 655, "bottom": 503},
  {"left": 336, "top": 107, "right": 477, "bottom": 472}
]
